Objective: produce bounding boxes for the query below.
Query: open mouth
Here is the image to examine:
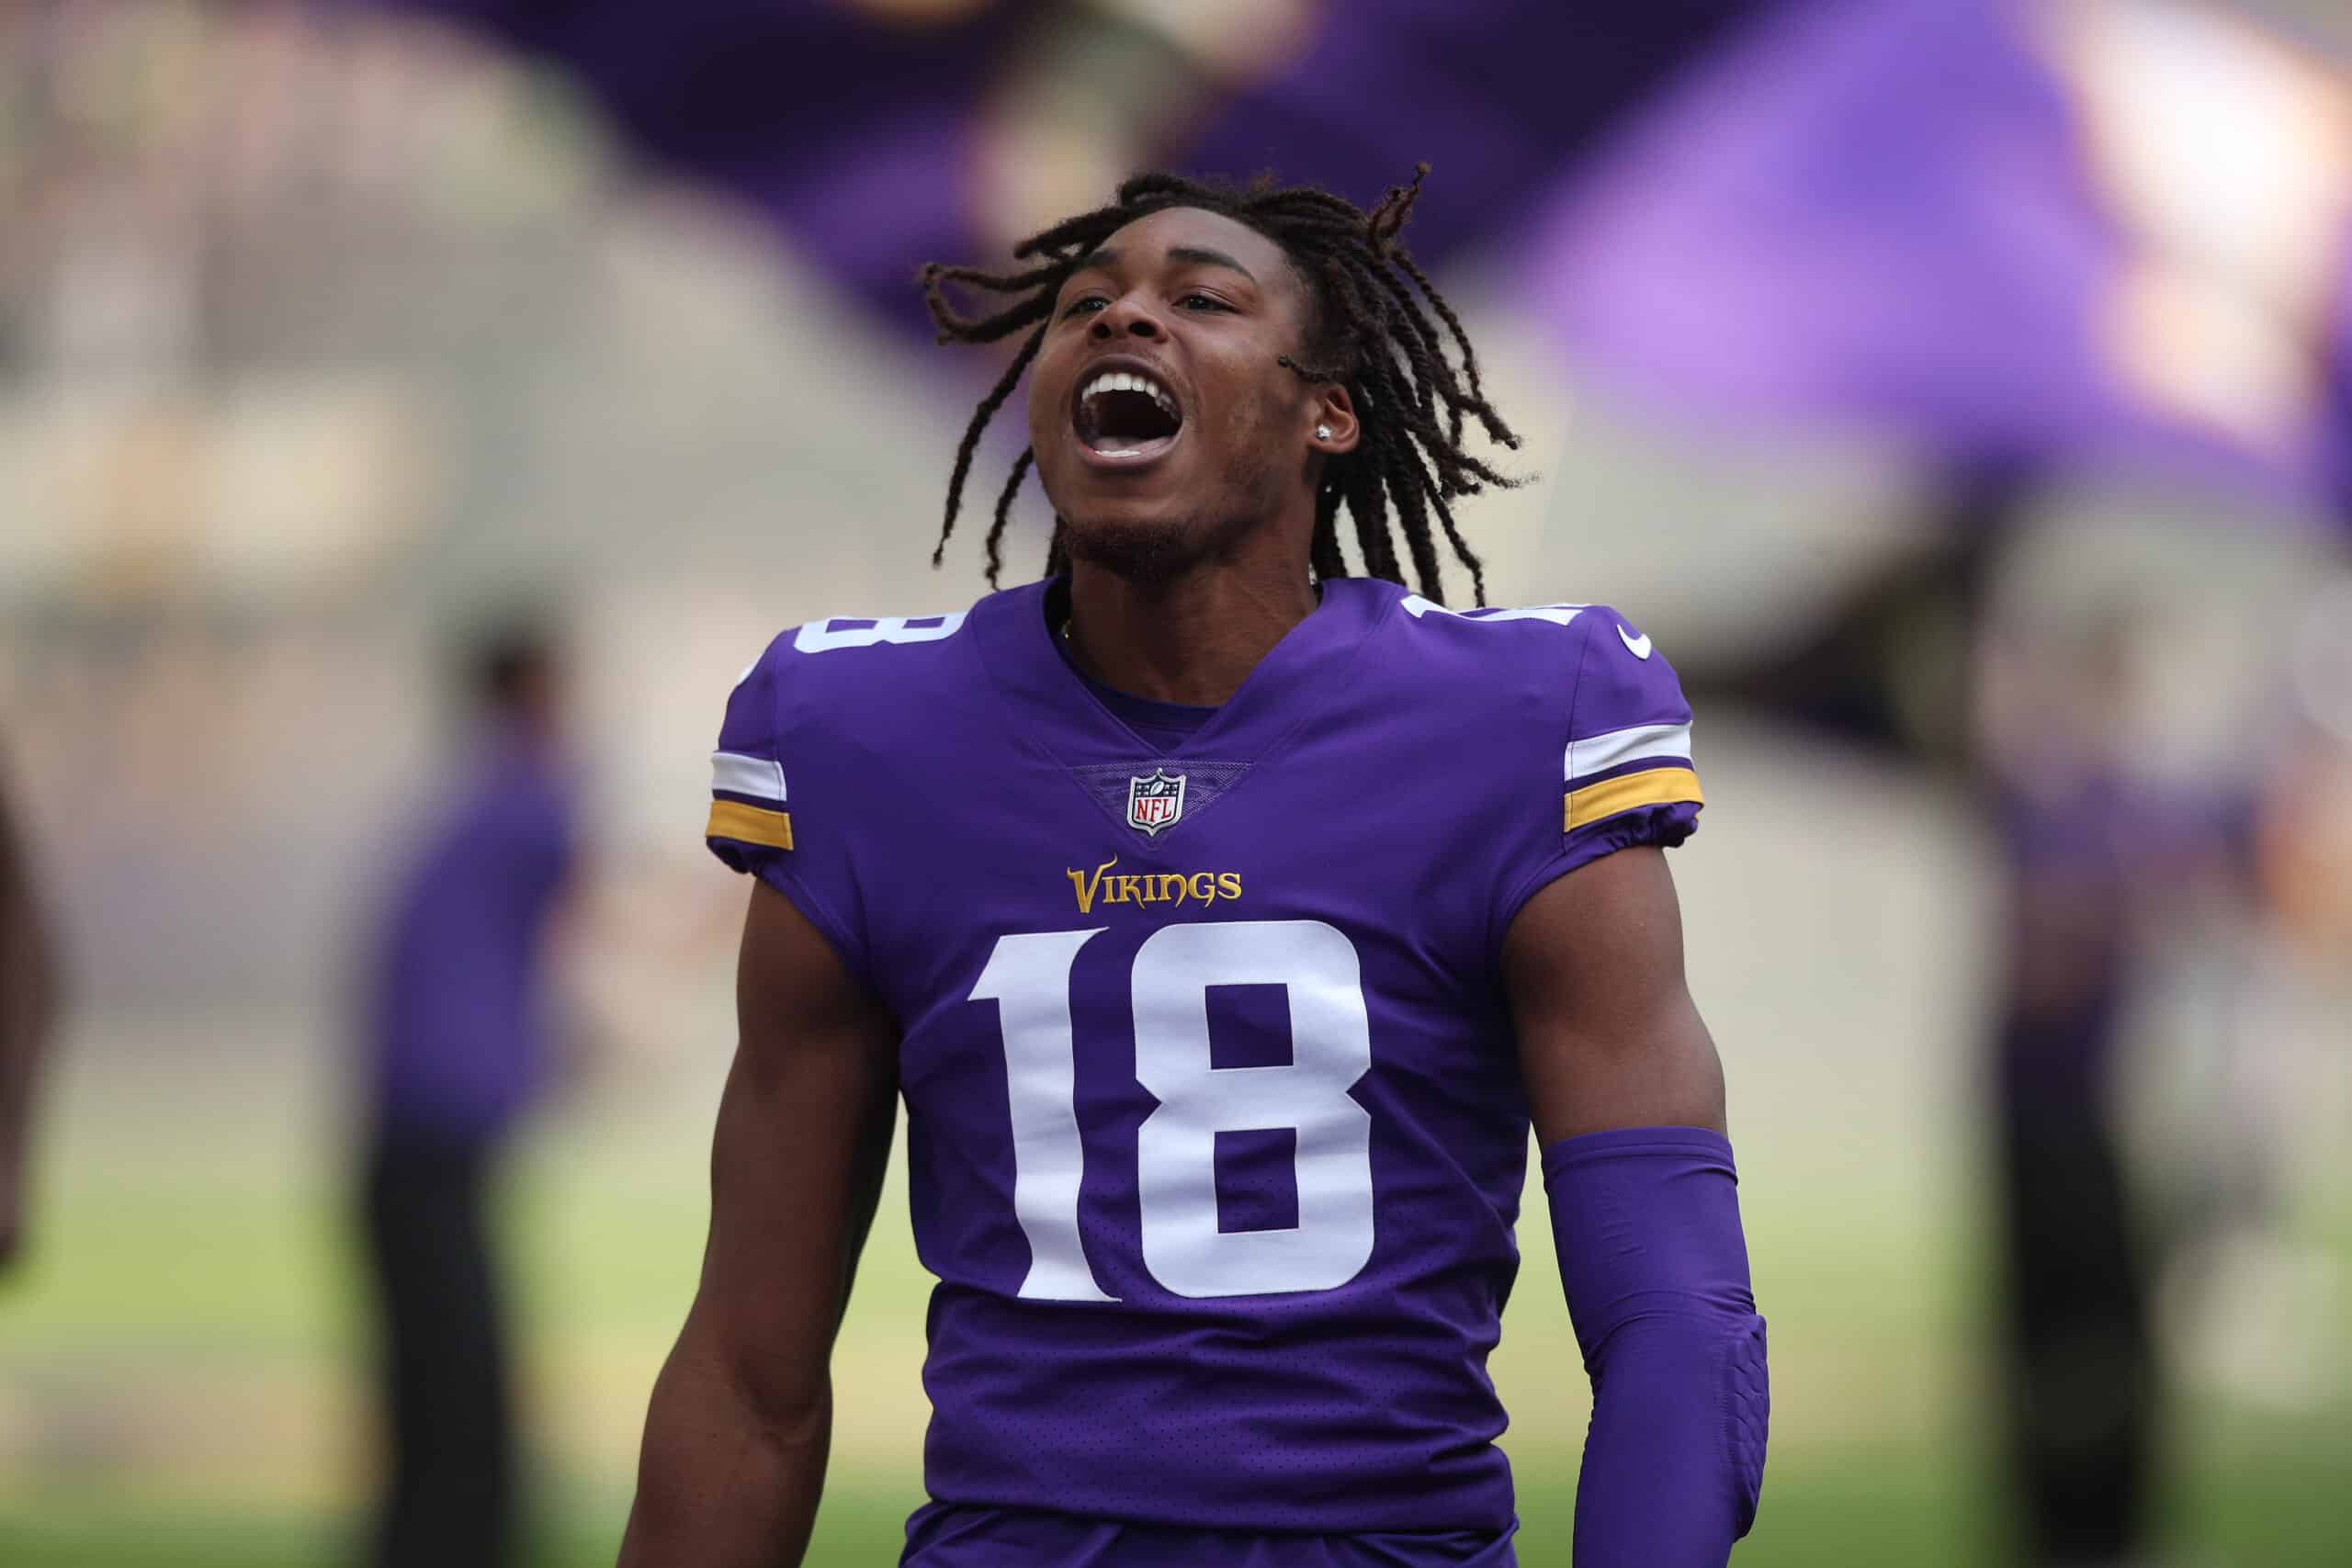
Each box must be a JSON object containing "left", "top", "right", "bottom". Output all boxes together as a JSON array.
[{"left": 1073, "top": 367, "right": 1183, "bottom": 462}]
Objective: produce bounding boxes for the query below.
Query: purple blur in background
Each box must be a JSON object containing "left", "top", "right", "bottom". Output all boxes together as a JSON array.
[
  {"left": 1531, "top": 0, "right": 2352, "bottom": 525},
  {"left": 374, "top": 0, "right": 1046, "bottom": 323},
  {"left": 364, "top": 0, "right": 1772, "bottom": 324},
  {"left": 1179, "top": 0, "right": 1767, "bottom": 266},
  {"left": 364, "top": 0, "right": 2352, "bottom": 530}
]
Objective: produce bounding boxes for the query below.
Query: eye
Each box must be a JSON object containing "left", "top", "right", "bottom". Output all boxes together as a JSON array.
[
  {"left": 1062, "top": 295, "right": 1110, "bottom": 319},
  {"left": 1178, "top": 293, "right": 1232, "bottom": 313}
]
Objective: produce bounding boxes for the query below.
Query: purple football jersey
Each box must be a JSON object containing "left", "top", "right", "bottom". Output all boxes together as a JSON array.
[{"left": 704, "top": 576, "right": 1701, "bottom": 1537}]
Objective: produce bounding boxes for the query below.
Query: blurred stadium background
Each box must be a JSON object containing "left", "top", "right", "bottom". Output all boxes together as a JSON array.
[{"left": 2, "top": 1, "right": 2348, "bottom": 1563}]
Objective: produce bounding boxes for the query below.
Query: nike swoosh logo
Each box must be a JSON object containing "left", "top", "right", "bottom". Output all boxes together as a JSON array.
[{"left": 1617, "top": 624, "right": 1653, "bottom": 660}]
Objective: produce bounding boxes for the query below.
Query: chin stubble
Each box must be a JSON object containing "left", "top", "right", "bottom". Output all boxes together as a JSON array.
[{"left": 1058, "top": 435, "right": 1282, "bottom": 585}]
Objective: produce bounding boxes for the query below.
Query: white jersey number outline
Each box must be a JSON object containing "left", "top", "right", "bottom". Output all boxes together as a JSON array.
[{"left": 792, "top": 613, "right": 967, "bottom": 654}]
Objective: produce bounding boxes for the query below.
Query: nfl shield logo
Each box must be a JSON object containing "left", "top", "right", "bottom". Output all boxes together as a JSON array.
[{"left": 1125, "top": 767, "right": 1187, "bottom": 837}]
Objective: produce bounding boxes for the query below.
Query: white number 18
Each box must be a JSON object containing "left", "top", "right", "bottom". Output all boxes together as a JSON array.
[{"left": 968, "top": 919, "right": 1375, "bottom": 1301}]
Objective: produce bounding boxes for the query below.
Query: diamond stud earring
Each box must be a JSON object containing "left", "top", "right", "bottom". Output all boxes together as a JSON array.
[{"left": 1316, "top": 423, "right": 1332, "bottom": 441}]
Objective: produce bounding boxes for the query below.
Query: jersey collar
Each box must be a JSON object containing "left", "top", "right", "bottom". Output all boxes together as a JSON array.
[{"left": 970, "top": 574, "right": 1394, "bottom": 771}]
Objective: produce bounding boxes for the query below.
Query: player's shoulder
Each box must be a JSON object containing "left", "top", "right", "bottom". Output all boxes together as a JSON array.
[
  {"left": 1352, "top": 578, "right": 1690, "bottom": 735},
  {"left": 718, "top": 590, "right": 1008, "bottom": 752},
  {"left": 1351, "top": 578, "right": 1703, "bottom": 857},
  {"left": 706, "top": 590, "right": 1004, "bottom": 871}
]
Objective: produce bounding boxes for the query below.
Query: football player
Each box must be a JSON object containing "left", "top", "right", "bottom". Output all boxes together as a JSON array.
[{"left": 621, "top": 169, "right": 1768, "bottom": 1568}]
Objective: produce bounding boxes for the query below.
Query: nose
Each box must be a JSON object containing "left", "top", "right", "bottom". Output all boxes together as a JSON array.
[{"left": 1089, "top": 293, "right": 1165, "bottom": 342}]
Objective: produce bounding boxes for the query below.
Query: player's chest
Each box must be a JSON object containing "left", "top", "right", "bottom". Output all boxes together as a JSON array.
[
  {"left": 854, "top": 734, "right": 1495, "bottom": 1042},
  {"left": 878, "top": 729, "right": 1469, "bottom": 931}
]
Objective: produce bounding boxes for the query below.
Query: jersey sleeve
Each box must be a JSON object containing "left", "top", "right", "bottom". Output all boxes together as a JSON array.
[
  {"left": 1497, "top": 604, "right": 1704, "bottom": 930},
  {"left": 704, "top": 632, "right": 873, "bottom": 986}
]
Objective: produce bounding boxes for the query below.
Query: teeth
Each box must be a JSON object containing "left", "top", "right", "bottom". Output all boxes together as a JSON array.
[{"left": 1081, "top": 368, "right": 1178, "bottom": 417}]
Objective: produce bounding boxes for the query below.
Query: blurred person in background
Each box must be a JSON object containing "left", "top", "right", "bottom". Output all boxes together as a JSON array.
[
  {"left": 620, "top": 168, "right": 1766, "bottom": 1568},
  {"left": 0, "top": 756, "right": 62, "bottom": 1277},
  {"left": 356, "top": 622, "right": 580, "bottom": 1568},
  {"left": 1973, "top": 589, "right": 2263, "bottom": 1568},
  {"left": 1978, "top": 610, "right": 2161, "bottom": 1568}
]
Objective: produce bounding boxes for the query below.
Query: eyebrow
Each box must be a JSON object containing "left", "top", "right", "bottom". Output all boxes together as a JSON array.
[
  {"left": 1071, "top": 244, "right": 1258, "bottom": 284},
  {"left": 1165, "top": 245, "right": 1257, "bottom": 282}
]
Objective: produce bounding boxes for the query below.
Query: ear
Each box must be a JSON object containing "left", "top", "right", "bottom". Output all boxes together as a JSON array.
[{"left": 1310, "top": 384, "right": 1361, "bottom": 455}]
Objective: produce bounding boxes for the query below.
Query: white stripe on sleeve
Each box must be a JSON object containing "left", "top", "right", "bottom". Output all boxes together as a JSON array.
[
  {"left": 1565, "top": 721, "right": 1693, "bottom": 784},
  {"left": 711, "top": 750, "right": 787, "bottom": 804}
]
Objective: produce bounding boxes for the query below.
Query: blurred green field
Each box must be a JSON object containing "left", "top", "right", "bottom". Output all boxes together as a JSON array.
[
  {"left": 3, "top": 995, "right": 2346, "bottom": 1567},
  {"left": 14, "top": 1455, "right": 2352, "bottom": 1568}
]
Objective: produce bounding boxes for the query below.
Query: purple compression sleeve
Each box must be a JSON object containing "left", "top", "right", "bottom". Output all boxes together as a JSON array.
[{"left": 1544, "top": 1126, "right": 1769, "bottom": 1567}]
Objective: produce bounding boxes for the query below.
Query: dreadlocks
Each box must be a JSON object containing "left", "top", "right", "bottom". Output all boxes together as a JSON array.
[{"left": 917, "top": 165, "right": 1521, "bottom": 606}]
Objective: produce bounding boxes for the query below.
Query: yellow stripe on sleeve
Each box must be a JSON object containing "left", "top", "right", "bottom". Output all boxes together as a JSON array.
[
  {"left": 1564, "top": 766, "right": 1703, "bottom": 831},
  {"left": 707, "top": 799, "right": 795, "bottom": 852}
]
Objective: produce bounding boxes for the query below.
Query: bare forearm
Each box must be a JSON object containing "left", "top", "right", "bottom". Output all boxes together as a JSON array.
[{"left": 617, "top": 1339, "right": 832, "bottom": 1568}]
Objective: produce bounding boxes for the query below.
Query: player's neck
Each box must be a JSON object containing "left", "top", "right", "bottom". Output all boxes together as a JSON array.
[{"left": 1062, "top": 554, "right": 1318, "bottom": 708}]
